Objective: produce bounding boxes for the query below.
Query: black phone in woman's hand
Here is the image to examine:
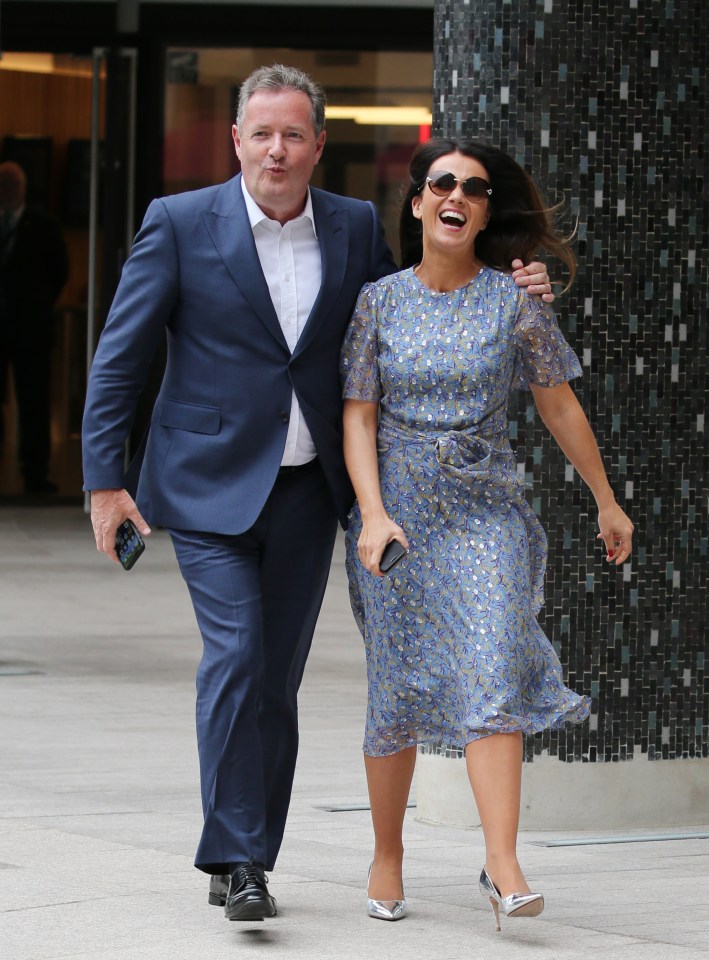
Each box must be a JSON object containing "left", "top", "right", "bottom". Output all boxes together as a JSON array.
[{"left": 379, "top": 539, "right": 407, "bottom": 573}]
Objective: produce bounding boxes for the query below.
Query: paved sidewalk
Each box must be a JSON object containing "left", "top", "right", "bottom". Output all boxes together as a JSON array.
[{"left": 1, "top": 506, "right": 708, "bottom": 960}]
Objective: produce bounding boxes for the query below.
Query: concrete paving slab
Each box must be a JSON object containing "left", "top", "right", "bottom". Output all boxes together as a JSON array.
[{"left": 1, "top": 507, "right": 708, "bottom": 960}]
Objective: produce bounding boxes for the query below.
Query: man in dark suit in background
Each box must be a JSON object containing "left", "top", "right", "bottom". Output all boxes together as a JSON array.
[
  {"left": 82, "top": 64, "right": 551, "bottom": 922},
  {"left": 0, "top": 161, "right": 68, "bottom": 494}
]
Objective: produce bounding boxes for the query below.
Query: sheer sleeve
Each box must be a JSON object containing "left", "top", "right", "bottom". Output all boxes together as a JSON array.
[
  {"left": 512, "top": 294, "right": 582, "bottom": 390},
  {"left": 340, "top": 283, "right": 382, "bottom": 403}
]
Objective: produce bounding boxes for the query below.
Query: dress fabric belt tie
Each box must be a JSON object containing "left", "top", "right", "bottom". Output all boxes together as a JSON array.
[
  {"left": 379, "top": 411, "right": 507, "bottom": 488},
  {"left": 377, "top": 413, "right": 547, "bottom": 616}
]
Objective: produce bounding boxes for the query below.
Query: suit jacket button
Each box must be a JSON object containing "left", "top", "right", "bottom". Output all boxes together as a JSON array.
[{"left": 280, "top": 411, "right": 289, "bottom": 423}]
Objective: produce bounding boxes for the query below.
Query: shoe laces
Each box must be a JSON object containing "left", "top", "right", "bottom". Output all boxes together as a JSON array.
[{"left": 235, "top": 856, "right": 268, "bottom": 888}]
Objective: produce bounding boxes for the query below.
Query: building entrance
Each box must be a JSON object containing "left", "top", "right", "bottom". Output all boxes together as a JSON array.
[
  {"left": 0, "top": 53, "right": 100, "bottom": 499},
  {"left": 0, "top": 43, "right": 433, "bottom": 498}
]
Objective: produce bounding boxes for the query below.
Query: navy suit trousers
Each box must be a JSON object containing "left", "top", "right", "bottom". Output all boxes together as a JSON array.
[{"left": 169, "top": 460, "right": 338, "bottom": 873}]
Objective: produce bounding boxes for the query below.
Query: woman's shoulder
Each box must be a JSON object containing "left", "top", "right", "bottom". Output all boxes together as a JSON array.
[
  {"left": 363, "top": 267, "right": 417, "bottom": 296},
  {"left": 480, "top": 266, "right": 520, "bottom": 295},
  {"left": 360, "top": 267, "right": 415, "bottom": 303}
]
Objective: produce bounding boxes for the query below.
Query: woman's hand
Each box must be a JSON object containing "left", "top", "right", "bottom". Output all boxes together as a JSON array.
[
  {"left": 596, "top": 502, "right": 634, "bottom": 565},
  {"left": 358, "top": 515, "right": 409, "bottom": 577}
]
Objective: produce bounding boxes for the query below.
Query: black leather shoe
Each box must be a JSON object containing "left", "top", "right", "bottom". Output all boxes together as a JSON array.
[
  {"left": 208, "top": 874, "right": 230, "bottom": 906},
  {"left": 224, "top": 858, "right": 277, "bottom": 921}
]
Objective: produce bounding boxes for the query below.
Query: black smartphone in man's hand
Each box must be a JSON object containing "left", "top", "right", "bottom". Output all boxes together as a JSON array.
[
  {"left": 379, "top": 539, "right": 407, "bottom": 573},
  {"left": 115, "top": 519, "right": 145, "bottom": 570}
]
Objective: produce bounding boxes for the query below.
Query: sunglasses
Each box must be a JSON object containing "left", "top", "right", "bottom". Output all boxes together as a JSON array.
[{"left": 423, "top": 171, "right": 492, "bottom": 202}]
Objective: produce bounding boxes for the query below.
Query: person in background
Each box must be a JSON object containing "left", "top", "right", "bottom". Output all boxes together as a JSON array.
[
  {"left": 0, "top": 161, "right": 68, "bottom": 494},
  {"left": 341, "top": 137, "right": 633, "bottom": 928}
]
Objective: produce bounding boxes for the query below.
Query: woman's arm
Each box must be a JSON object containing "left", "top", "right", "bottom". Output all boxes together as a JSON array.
[
  {"left": 343, "top": 399, "right": 409, "bottom": 577},
  {"left": 529, "top": 382, "right": 634, "bottom": 565}
]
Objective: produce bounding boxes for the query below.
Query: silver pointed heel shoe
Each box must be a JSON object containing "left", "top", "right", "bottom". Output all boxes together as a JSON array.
[
  {"left": 367, "top": 862, "right": 407, "bottom": 921},
  {"left": 479, "top": 866, "right": 544, "bottom": 932}
]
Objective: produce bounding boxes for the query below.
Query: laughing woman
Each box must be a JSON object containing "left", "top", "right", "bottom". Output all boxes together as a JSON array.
[{"left": 340, "top": 139, "right": 633, "bottom": 929}]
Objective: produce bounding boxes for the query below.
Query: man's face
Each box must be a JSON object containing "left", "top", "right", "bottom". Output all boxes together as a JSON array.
[{"left": 232, "top": 89, "right": 326, "bottom": 225}]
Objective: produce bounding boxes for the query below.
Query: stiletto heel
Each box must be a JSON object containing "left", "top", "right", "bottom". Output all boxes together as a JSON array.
[
  {"left": 479, "top": 866, "right": 543, "bottom": 932},
  {"left": 366, "top": 862, "right": 407, "bottom": 921},
  {"left": 489, "top": 895, "right": 501, "bottom": 932}
]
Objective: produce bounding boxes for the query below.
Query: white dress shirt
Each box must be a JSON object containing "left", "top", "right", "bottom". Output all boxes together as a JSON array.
[{"left": 241, "top": 179, "right": 321, "bottom": 466}]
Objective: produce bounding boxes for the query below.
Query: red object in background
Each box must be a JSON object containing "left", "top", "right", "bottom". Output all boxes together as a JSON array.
[{"left": 419, "top": 124, "right": 431, "bottom": 143}]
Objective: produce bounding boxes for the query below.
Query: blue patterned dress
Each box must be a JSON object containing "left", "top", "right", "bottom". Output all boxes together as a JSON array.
[{"left": 340, "top": 266, "right": 591, "bottom": 757}]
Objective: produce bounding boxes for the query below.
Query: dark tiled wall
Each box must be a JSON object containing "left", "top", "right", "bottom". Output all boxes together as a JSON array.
[{"left": 431, "top": 0, "right": 708, "bottom": 762}]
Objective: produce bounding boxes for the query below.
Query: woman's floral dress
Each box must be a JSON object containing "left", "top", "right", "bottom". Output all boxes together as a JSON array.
[{"left": 340, "top": 266, "right": 591, "bottom": 757}]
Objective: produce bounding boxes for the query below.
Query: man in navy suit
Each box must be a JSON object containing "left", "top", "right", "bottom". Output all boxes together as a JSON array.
[{"left": 83, "top": 64, "right": 551, "bottom": 921}]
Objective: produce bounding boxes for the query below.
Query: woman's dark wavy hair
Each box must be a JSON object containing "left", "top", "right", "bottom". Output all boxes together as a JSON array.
[{"left": 400, "top": 138, "right": 576, "bottom": 290}]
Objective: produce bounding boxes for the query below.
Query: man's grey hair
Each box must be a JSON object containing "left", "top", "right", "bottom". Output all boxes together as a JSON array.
[{"left": 236, "top": 64, "right": 326, "bottom": 137}]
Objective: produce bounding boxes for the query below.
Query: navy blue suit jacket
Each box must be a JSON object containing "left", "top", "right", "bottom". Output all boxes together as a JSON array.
[{"left": 82, "top": 174, "right": 396, "bottom": 532}]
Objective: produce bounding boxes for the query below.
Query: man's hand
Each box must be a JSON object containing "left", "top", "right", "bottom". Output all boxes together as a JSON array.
[
  {"left": 511, "top": 259, "right": 554, "bottom": 304},
  {"left": 90, "top": 489, "right": 151, "bottom": 563}
]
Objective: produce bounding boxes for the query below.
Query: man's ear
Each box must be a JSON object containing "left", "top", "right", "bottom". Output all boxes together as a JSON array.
[{"left": 314, "top": 129, "right": 326, "bottom": 164}]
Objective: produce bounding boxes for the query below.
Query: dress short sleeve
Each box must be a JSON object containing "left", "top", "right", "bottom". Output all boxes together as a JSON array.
[
  {"left": 512, "top": 294, "right": 582, "bottom": 390},
  {"left": 340, "top": 283, "right": 382, "bottom": 403}
]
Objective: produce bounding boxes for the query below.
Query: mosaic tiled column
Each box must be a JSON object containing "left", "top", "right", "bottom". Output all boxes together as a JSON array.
[{"left": 418, "top": 0, "right": 708, "bottom": 827}]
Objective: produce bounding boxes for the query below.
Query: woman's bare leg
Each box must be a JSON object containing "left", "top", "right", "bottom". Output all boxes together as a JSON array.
[
  {"left": 465, "top": 732, "right": 531, "bottom": 897},
  {"left": 364, "top": 746, "right": 417, "bottom": 899}
]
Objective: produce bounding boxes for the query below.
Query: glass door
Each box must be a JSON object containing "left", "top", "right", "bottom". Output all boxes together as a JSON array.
[{"left": 0, "top": 53, "right": 103, "bottom": 498}]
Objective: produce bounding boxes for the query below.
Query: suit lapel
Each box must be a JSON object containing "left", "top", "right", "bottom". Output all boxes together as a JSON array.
[
  {"left": 201, "top": 175, "right": 288, "bottom": 351},
  {"left": 292, "top": 188, "right": 348, "bottom": 358}
]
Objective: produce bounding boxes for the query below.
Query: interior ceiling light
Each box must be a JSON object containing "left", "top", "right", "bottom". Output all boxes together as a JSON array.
[
  {"left": 0, "top": 52, "right": 93, "bottom": 78},
  {"left": 326, "top": 106, "right": 433, "bottom": 126}
]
